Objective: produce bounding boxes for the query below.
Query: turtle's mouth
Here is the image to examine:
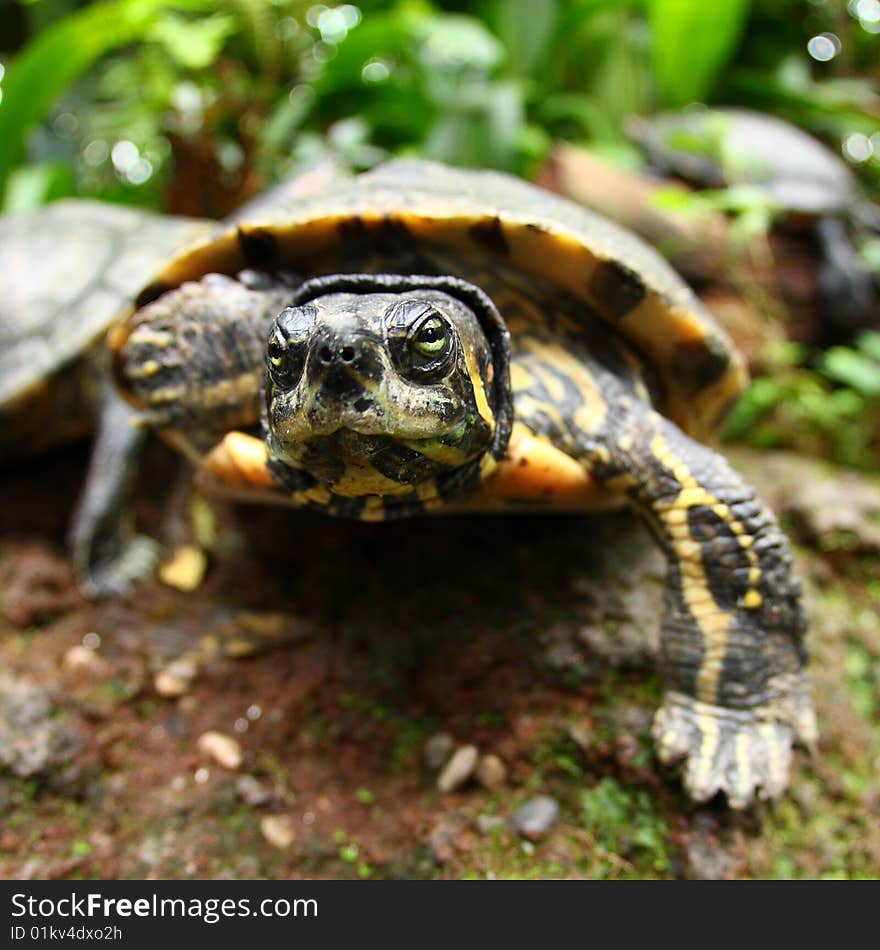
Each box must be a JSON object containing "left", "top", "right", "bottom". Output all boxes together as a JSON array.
[
  {"left": 279, "top": 428, "right": 471, "bottom": 497},
  {"left": 271, "top": 376, "right": 467, "bottom": 444}
]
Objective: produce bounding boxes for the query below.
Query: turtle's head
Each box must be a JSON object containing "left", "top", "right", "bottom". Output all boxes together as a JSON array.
[{"left": 264, "top": 274, "right": 511, "bottom": 500}]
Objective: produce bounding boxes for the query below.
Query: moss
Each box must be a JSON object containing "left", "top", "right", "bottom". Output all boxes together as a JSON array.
[{"left": 578, "top": 778, "right": 672, "bottom": 876}]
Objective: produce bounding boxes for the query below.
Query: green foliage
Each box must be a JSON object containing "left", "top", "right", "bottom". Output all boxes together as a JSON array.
[
  {"left": 579, "top": 777, "right": 670, "bottom": 873},
  {"left": 0, "top": 0, "right": 238, "bottom": 206},
  {"left": 649, "top": 0, "right": 750, "bottom": 106},
  {"left": 150, "top": 11, "right": 237, "bottom": 70},
  {"left": 822, "top": 332, "right": 880, "bottom": 399},
  {"left": 9, "top": 0, "right": 868, "bottom": 211},
  {"left": 724, "top": 338, "right": 880, "bottom": 471},
  {"left": 496, "top": 0, "right": 559, "bottom": 78}
]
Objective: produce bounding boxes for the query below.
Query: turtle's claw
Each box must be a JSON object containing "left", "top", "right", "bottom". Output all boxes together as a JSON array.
[
  {"left": 79, "top": 534, "right": 162, "bottom": 599},
  {"left": 653, "top": 686, "right": 816, "bottom": 809}
]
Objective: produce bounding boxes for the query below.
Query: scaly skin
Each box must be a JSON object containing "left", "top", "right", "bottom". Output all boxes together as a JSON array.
[{"left": 508, "top": 315, "right": 816, "bottom": 806}]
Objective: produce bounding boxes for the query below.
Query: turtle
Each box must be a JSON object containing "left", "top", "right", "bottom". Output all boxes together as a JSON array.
[
  {"left": 626, "top": 106, "right": 880, "bottom": 339},
  {"left": 0, "top": 159, "right": 816, "bottom": 808}
]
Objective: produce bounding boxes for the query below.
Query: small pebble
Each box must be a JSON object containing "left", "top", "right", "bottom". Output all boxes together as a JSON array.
[
  {"left": 437, "top": 744, "right": 478, "bottom": 794},
  {"left": 513, "top": 796, "right": 560, "bottom": 841},
  {"left": 62, "top": 645, "right": 109, "bottom": 676},
  {"left": 159, "top": 545, "right": 207, "bottom": 592},
  {"left": 475, "top": 754, "right": 507, "bottom": 789},
  {"left": 154, "top": 658, "right": 198, "bottom": 698},
  {"left": 260, "top": 815, "right": 295, "bottom": 850},
  {"left": 236, "top": 774, "right": 272, "bottom": 807},
  {"left": 475, "top": 814, "right": 506, "bottom": 835},
  {"left": 424, "top": 733, "right": 455, "bottom": 771},
  {"left": 197, "top": 731, "right": 243, "bottom": 770}
]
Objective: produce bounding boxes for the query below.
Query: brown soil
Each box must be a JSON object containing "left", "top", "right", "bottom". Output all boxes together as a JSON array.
[{"left": 1, "top": 440, "right": 878, "bottom": 880}]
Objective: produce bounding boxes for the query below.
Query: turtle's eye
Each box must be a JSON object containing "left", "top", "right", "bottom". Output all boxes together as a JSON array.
[
  {"left": 267, "top": 328, "right": 304, "bottom": 388},
  {"left": 268, "top": 306, "right": 315, "bottom": 388},
  {"left": 412, "top": 316, "right": 448, "bottom": 356},
  {"left": 406, "top": 310, "right": 454, "bottom": 376}
]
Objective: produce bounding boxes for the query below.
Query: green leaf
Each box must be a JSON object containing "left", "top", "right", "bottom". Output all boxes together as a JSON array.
[
  {"left": 649, "top": 0, "right": 750, "bottom": 107},
  {"left": 0, "top": 0, "right": 211, "bottom": 204},
  {"left": 149, "top": 11, "right": 237, "bottom": 70},
  {"left": 486, "top": 80, "right": 526, "bottom": 170},
  {"left": 856, "top": 331, "right": 880, "bottom": 363},
  {"left": 4, "top": 161, "right": 77, "bottom": 212},
  {"left": 416, "top": 15, "right": 505, "bottom": 75},
  {"left": 821, "top": 347, "right": 880, "bottom": 398},
  {"left": 496, "top": 0, "right": 559, "bottom": 77}
]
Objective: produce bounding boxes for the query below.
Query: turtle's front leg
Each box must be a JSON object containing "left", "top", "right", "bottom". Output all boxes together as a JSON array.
[
  {"left": 586, "top": 401, "right": 816, "bottom": 807},
  {"left": 68, "top": 382, "right": 160, "bottom": 597}
]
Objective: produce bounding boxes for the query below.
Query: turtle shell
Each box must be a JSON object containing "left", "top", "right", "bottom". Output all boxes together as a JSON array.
[
  {"left": 0, "top": 201, "right": 212, "bottom": 458},
  {"left": 628, "top": 107, "right": 862, "bottom": 218},
  {"left": 111, "top": 160, "right": 746, "bottom": 441}
]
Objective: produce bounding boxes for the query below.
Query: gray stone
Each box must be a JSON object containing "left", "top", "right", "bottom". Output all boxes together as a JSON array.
[
  {"left": 513, "top": 796, "right": 560, "bottom": 840},
  {"left": 0, "top": 674, "right": 81, "bottom": 780},
  {"left": 424, "top": 733, "right": 455, "bottom": 771},
  {"left": 236, "top": 774, "right": 272, "bottom": 807}
]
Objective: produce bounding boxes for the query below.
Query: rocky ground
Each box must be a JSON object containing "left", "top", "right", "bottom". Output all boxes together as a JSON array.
[{"left": 1, "top": 439, "right": 878, "bottom": 880}]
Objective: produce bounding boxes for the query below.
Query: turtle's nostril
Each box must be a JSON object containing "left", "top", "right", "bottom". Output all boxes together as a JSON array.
[
  {"left": 318, "top": 346, "right": 333, "bottom": 365},
  {"left": 353, "top": 397, "right": 372, "bottom": 413},
  {"left": 341, "top": 345, "right": 356, "bottom": 363}
]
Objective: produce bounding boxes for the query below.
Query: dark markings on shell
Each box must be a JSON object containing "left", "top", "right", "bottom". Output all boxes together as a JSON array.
[
  {"left": 336, "top": 216, "right": 369, "bottom": 242},
  {"left": 135, "top": 281, "right": 174, "bottom": 310},
  {"left": 237, "top": 227, "right": 280, "bottom": 266},
  {"left": 587, "top": 259, "right": 647, "bottom": 320},
  {"left": 379, "top": 214, "right": 414, "bottom": 244},
  {"left": 468, "top": 217, "right": 510, "bottom": 256},
  {"left": 670, "top": 335, "right": 730, "bottom": 395},
  {"left": 335, "top": 215, "right": 414, "bottom": 260}
]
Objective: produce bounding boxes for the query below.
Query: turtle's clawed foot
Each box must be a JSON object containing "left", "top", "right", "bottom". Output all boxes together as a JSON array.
[
  {"left": 653, "top": 682, "right": 817, "bottom": 809},
  {"left": 77, "top": 534, "right": 162, "bottom": 599}
]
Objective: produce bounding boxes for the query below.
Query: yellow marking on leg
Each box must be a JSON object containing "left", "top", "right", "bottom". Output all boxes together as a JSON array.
[
  {"left": 692, "top": 712, "right": 720, "bottom": 793},
  {"left": 734, "top": 728, "right": 753, "bottom": 804},
  {"left": 693, "top": 615, "right": 732, "bottom": 703},
  {"left": 128, "top": 329, "right": 174, "bottom": 348},
  {"left": 147, "top": 386, "right": 185, "bottom": 404},
  {"left": 128, "top": 359, "right": 161, "bottom": 378},
  {"left": 654, "top": 705, "right": 684, "bottom": 759},
  {"left": 650, "top": 428, "right": 765, "bottom": 703},
  {"left": 200, "top": 372, "right": 260, "bottom": 409}
]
